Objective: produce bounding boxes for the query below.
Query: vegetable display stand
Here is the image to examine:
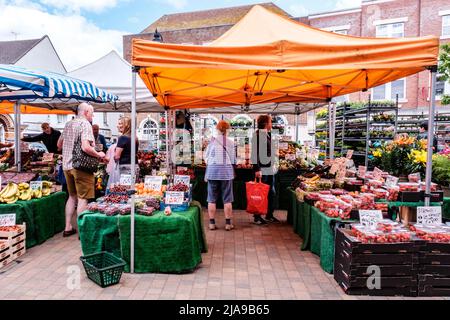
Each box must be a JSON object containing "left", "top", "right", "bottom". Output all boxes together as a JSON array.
[
  {"left": 334, "top": 228, "right": 419, "bottom": 296},
  {"left": 80, "top": 251, "right": 126, "bottom": 288}
]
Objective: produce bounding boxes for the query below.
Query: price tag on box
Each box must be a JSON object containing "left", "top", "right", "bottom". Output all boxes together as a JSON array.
[
  {"left": 0, "top": 214, "right": 16, "bottom": 227},
  {"left": 42, "top": 153, "right": 54, "bottom": 162},
  {"left": 359, "top": 210, "right": 383, "bottom": 229},
  {"left": 417, "top": 207, "right": 442, "bottom": 226},
  {"left": 279, "top": 143, "right": 289, "bottom": 150},
  {"left": 144, "top": 176, "right": 163, "bottom": 191},
  {"left": 174, "top": 175, "right": 190, "bottom": 186},
  {"left": 30, "top": 181, "right": 43, "bottom": 191},
  {"left": 120, "top": 174, "right": 132, "bottom": 186},
  {"left": 385, "top": 175, "right": 399, "bottom": 188},
  {"left": 329, "top": 163, "right": 339, "bottom": 175},
  {"left": 165, "top": 191, "right": 184, "bottom": 205},
  {"left": 358, "top": 166, "right": 367, "bottom": 178},
  {"left": 285, "top": 154, "right": 296, "bottom": 161},
  {"left": 346, "top": 150, "right": 354, "bottom": 159},
  {"left": 373, "top": 167, "right": 383, "bottom": 180}
]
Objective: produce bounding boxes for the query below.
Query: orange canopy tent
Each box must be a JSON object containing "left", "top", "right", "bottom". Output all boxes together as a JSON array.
[
  {"left": 131, "top": 5, "right": 439, "bottom": 111},
  {"left": 0, "top": 102, "right": 73, "bottom": 115}
]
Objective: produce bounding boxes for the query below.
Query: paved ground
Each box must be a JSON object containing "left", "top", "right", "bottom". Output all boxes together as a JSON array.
[{"left": 0, "top": 210, "right": 447, "bottom": 300}]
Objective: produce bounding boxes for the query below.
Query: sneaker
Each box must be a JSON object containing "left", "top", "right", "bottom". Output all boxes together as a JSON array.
[
  {"left": 253, "top": 216, "right": 268, "bottom": 225},
  {"left": 266, "top": 217, "right": 281, "bottom": 224},
  {"left": 209, "top": 224, "right": 217, "bottom": 230},
  {"left": 225, "top": 224, "right": 234, "bottom": 231}
]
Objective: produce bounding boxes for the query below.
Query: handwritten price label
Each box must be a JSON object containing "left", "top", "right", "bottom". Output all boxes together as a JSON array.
[
  {"left": 417, "top": 207, "right": 442, "bottom": 226},
  {"left": 373, "top": 167, "right": 383, "bottom": 180},
  {"left": 359, "top": 210, "right": 383, "bottom": 229},
  {"left": 174, "top": 175, "right": 190, "bottom": 186},
  {"left": 358, "top": 166, "right": 367, "bottom": 178},
  {"left": 279, "top": 143, "right": 289, "bottom": 150},
  {"left": 30, "top": 181, "right": 43, "bottom": 191},
  {"left": 0, "top": 214, "right": 16, "bottom": 227},
  {"left": 346, "top": 150, "right": 354, "bottom": 159},
  {"left": 144, "top": 176, "right": 163, "bottom": 191},
  {"left": 285, "top": 154, "right": 296, "bottom": 161},
  {"left": 385, "top": 175, "right": 399, "bottom": 188},
  {"left": 165, "top": 191, "right": 184, "bottom": 205},
  {"left": 120, "top": 174, "right": 132, "bottom": 186},
  {"left": 42, "top": 153, "right": 54, "bottom": 162}
]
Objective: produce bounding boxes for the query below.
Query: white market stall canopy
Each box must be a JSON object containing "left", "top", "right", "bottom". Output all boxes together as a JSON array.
[{"left": 66, "top": 50, "right": 164, "bottom": 112}]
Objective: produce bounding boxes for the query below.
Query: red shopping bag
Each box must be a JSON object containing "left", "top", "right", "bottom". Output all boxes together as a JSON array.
[{"left": 246, "top": 178, "right": 270, "bottom": 215}]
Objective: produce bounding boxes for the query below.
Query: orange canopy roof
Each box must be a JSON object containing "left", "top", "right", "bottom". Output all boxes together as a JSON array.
[
  {"left": 0, "top": 102, "right": 73, "bottom": 115},
  {"left": 132, "top": 5, "right": 439, "bottom": 111}
]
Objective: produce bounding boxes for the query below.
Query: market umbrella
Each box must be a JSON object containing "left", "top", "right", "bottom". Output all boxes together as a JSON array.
[{"left": 0, "top": 63, "right": 118, "bottom": 171}]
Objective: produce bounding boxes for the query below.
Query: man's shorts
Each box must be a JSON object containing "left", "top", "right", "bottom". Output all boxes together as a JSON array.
[
  {"left": 207, "top": 180, "right": 234, "bottom": 204},
  {"left": 64, "top": 169, "right": 95, "bottom": 200}
]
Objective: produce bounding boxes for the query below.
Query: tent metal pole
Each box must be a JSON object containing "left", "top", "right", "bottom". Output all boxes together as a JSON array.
[
  {"left": 165, "top": 110, "right": 169, "bottom": 174},
  {"left": 332, "top": 102, "right": 337, "bottom": 160},
  {"left": 295, "top": 113, "right": 299, "bottom": 142},
  {"left": 14, "top": 102, "right": 22, "bottom": 172},
  {"left": 130, "top": 68, "right": 137, "bottom": 273},
  {"left": 328, "top": 102, "right": 335, "bottom": 160},
  {"left": 425, "top": 67, "right": 437, "bottom": 207}
]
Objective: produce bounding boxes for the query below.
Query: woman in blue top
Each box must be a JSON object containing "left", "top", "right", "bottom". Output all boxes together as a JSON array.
[{"left": 205, "top": 120, "right": 236, "bottom": 231}]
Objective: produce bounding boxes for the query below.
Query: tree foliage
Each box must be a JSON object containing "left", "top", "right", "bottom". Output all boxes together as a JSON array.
[{"left": 438, "top": 44, "right": 450, "bottom": 105}]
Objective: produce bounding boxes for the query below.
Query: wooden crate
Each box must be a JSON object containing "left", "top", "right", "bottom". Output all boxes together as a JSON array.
[{"left": 0, "top": 224, "right": 26, "bottom": 239}]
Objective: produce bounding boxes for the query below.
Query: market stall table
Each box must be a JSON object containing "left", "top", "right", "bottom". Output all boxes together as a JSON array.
[
  {"left": 310, "top": 206, "right": 357, "bottom": 274},
  {"left": 78, "top": 201, "right": 207, "bottom": 273},
  {"left": 0, "top": 192, "right": 66, "bottom": 248}
]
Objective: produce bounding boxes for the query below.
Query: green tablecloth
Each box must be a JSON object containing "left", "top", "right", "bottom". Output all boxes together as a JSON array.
[
  {"left": 310, "top": 207, "right": 357, "bottom": 274},
  {"left": 444, "top": 198, "right": 450, "bottom": 219},
  {"left": 78, "top": 201, "right": 207, "bottom": 274},
  {"left": 287, "top": 188, "right": 312, "bottom": 250},
  {"left": 0, "top": 192, "right": 66, "bottom": 248},
  {"left": 287, "top": 188, "right": 297, "bottom": 229}
]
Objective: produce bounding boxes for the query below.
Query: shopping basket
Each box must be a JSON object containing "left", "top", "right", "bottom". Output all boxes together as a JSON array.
[{"left": 80, "top": 251, "right": 126, "bottom": 288}]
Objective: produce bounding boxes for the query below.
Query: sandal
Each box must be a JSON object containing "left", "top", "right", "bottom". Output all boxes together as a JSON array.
[{"left": 63, "top": 228, "right": 77, "bottom": 238}]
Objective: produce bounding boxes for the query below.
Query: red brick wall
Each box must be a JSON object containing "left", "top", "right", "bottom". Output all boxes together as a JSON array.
[{"left": 309, "top": 12, "right": 361, "bottom": 36}]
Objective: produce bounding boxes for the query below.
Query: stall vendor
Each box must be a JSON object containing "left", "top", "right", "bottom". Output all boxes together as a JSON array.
[{"left": 22, "top": 123, "right": 61, "bottom": 154}]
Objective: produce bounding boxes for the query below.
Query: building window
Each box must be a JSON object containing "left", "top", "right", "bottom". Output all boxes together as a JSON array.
[
  {"left": 139, "top": 118, "right": 159, "bottom": 149},
  {"left": 57, "top": 115, "right": 66, "bottom": 123},
  {"left": 372, "top": 79, "right": 406, "bottom": 101},
  {"left": 376, "top": 23, "right": 404, "bottom": 38},
  {"left": 443, "top": 15, "right": 450, "bottom": 37}
]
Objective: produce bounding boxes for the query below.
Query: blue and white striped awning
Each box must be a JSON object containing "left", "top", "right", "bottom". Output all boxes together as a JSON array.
[{"left": 0, "top": 64, "right": 118, "bottom": 103}]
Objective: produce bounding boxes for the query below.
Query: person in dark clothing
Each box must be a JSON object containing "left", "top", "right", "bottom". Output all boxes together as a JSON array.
[
  {"left": 176, "top": 111, "right": 193, "bottom": 132},
  {"left": 92, "top": 124, "right": 108, "bottom": 152},
  {"left": 417, "top": 121, "right": 438, "bottom": 152},
  {"left": 251, "top": 115, "right": 280, "bottom": 225},
  {"left": 22, "top": 122, "right": 61, "bottom": 154}
]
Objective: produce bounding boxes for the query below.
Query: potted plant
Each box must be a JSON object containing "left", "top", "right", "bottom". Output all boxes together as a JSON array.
[{"left": 432, "top": 153, "right": 450, "bottom": 197}]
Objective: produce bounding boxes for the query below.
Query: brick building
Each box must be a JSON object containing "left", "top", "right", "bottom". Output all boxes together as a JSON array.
[{"left": 123, "top": 0, "right": 450, "bottom": 143}]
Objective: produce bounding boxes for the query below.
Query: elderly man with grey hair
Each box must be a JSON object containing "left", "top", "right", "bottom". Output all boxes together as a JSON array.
[{"left": 57, "top": 102, "right": 106, "bottom": 237}]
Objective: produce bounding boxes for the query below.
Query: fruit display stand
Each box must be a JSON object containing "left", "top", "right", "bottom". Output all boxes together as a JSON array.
[
  {"left": 0, "top": 224, "right": 27, "bottom": 269},
  {"left": 0, "top": 192, "right": 66, "bottom": 248},
  {"left": 78, "top": 201, "right": 207, "bottom": 273}
]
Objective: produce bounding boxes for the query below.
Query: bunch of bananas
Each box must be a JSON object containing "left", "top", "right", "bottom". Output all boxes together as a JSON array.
[
  {"left": 18, "top": 183, "right": 33, "bottom": 201},
  {"left": 0, "top": 181, "right": 53, "bottom": 204},
  {"left": 42, "top": 181, "right": 52, "bottom": 197},
  {"left": 0, "top": 182, "right": 20, "bottom": 204}
]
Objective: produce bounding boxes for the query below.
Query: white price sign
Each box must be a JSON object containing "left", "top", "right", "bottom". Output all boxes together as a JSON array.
[
  {"left": 120, "top": 174, "right": 132, "bottom": 186},
  {"left": 286, "top": 154, "right": 296, "bottom": 161},
  {"left": 30, "top": 181, "right": 43, "bottom": 191},
  {"left": 0, "top": 214, "right": 16, "bottom": 227},
  {"left": 373, "top": 167, "right": 383, "bottom": 180},
  {"left": 385, "top": 175, "right": 399, "bottom": 188},
  {"left": 359, "top": 210, "right": 383, "bottom": 229},
  {"left": 358, "top": 166, "right": 367, "bottom": 177},
  {"left": 417, "top": 207, "right": 442, "bottom": 226},
  {"left": 165, "top": 191, "right": 184, "bottom": 205},
  {"left": 144, "top": 176, "right": 163, "bottom": 191},
  {"left": 42, "top": 153, "right": 54, "bottom": 162},
  {"left": 346, "top": 150, "right": 354, "bottom": 159},
  {"left": 174, "top": 175, "right": 190, "bottom": 186},
  {"left": 279, "top": 143, "right": 289, "bottom": 150},
  {"left": 296, "top": 150, "right": 305, "bottom": 159}
]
